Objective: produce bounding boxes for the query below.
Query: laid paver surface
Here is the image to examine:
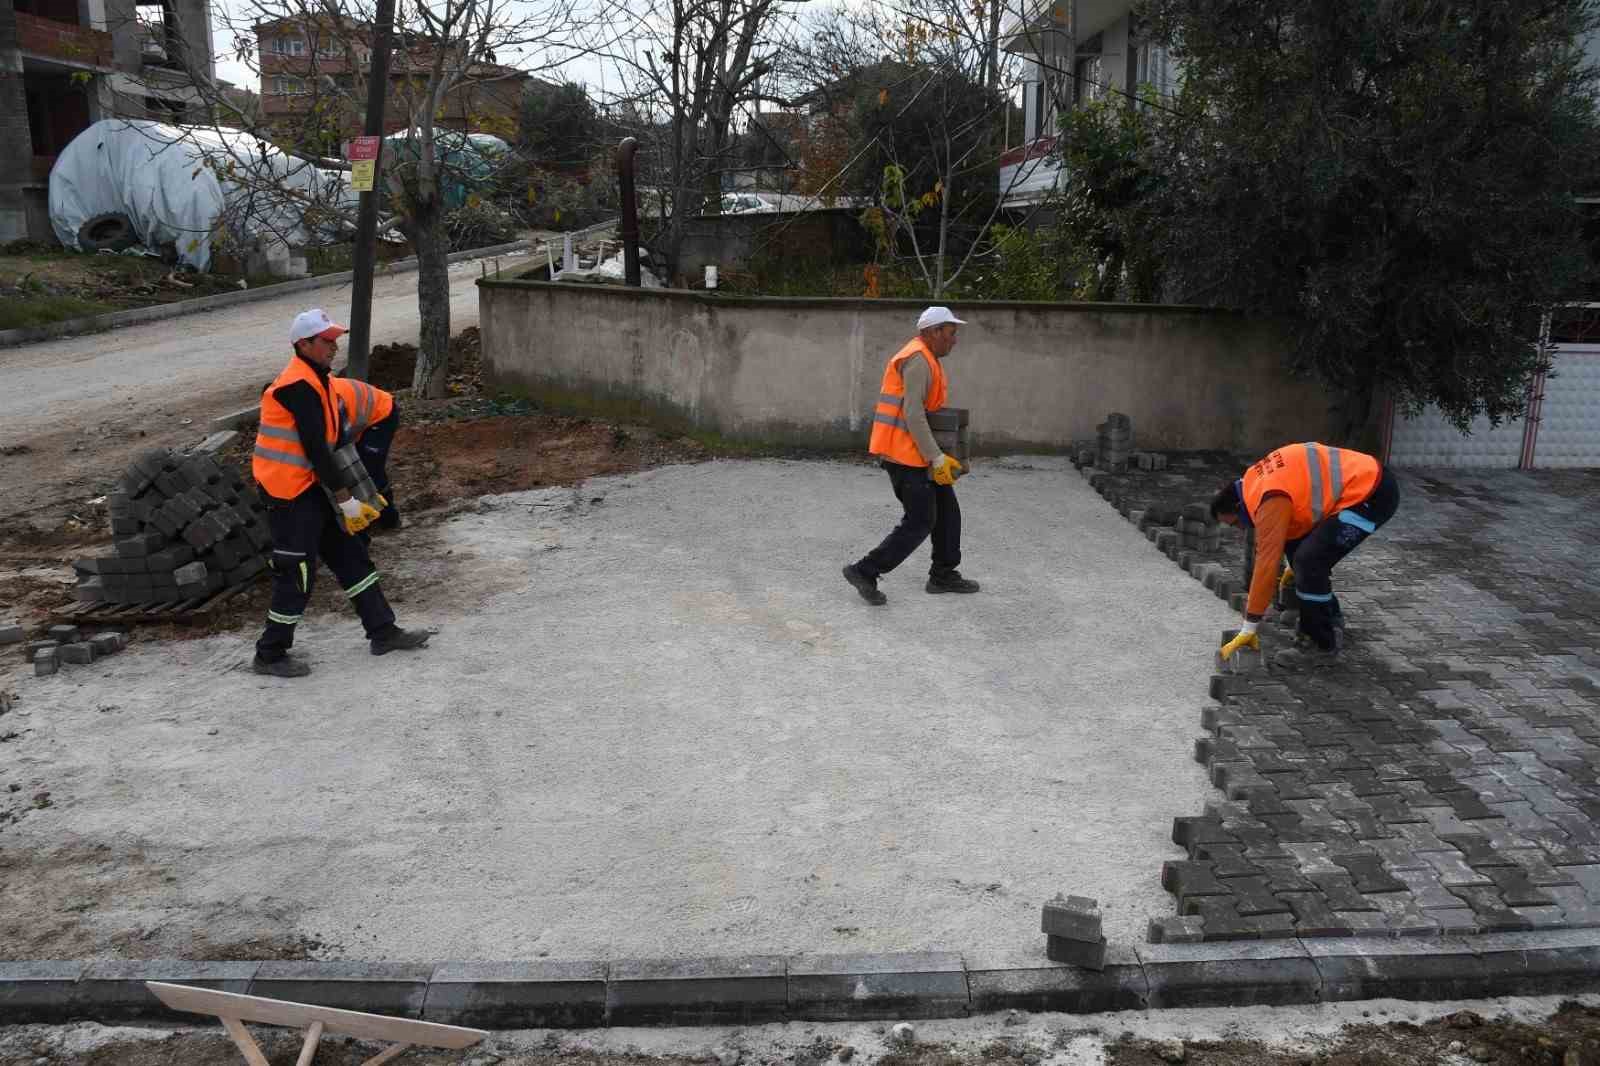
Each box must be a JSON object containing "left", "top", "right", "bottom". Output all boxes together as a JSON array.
[{"left": 1084, "top": 458, "right": 1600, "bottom": 940}]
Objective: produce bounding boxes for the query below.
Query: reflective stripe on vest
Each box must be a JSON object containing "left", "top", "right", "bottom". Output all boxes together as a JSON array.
[
  {"left": 1241, "top": 442, "right": 1381, "bottom": 541},
  {"left": 867, "top": 338, "right": 947, "bottom": 467},
  {"left": 330, "top": 377, "right": 394, "bottom": 438},
  {"left": 252, "top": 357, "right": 339, "bottom": 499}
]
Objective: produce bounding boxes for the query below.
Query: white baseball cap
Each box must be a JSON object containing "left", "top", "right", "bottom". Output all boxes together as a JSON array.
[
  {"left": 289, "top": 308, "right": 349, "bottom": 344},
  {"left": 917, "top": 306, "right": 967, "bottom": 330}
]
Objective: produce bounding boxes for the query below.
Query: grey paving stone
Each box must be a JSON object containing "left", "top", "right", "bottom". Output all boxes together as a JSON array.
[
  {"left": 1041, "top": 895, "right": 1103, "bottom": 942},
  {"left": 787, "top": 952, "right": 967, "bottom": 1021},
  {"left": 250, "top": 961, "right": 431, "bottom": 1017},
  {"left": 1045, "top": 936, "right": 1107, "bottom": 971},
  {"left": 1422, "top": 850, "right": 1496, "bottom": 887}
]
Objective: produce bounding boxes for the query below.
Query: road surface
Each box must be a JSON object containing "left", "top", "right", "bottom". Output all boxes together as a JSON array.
[{"left": 0, "top": 251, "right": 520, "bottom": 532}]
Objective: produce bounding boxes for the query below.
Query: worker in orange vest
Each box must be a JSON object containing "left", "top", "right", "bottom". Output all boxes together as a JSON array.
[
  {"left": 250, "top": 309, "right": 432, "bottom": 678},
  {"left": 842, "top": 306, "right": 979, "bottom": 605},
  {"left": 1212, "top": 442, "right": 1400, "bottom": 668},
  {"left": 330, "top": 374, "right": 402, "bottom": 531}
]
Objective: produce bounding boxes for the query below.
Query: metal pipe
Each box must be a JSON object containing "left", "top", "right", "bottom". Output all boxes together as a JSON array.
[{"left": 617, "top": 137, "right": 641, "bottom": 288}]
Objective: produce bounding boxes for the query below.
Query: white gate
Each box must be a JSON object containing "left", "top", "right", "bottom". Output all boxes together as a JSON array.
[{"left": 1383, "top": 343, "right": 1600, "bottom": 469}]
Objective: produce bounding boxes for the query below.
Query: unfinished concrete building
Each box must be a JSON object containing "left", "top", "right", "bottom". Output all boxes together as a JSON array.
[{"left": 0, "top": 0, "right": 215, "bottom": 243}]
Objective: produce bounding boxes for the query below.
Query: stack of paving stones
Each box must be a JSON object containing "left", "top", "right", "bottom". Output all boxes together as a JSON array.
[
  {"left": 26, "top": 624, "right": 130, "bottom": 676},
  {"left": 1078, "top": 457, "right": 1600, "bottom": 943},
  {"left": 72, "top": 449, "right": 269, "bottom": 606},
  {"left": 1041, "top": 894, "right": 1106, "bottom": 971},
  {"left": 1095, "top": 414, "right": 1134, "bottom": 471}
]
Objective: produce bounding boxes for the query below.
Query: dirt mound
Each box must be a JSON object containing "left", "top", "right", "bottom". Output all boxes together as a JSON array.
[
  {"left": 365, "top": 326, "right": 481, "bottom": 392},
  {"left": 392, "top": 413, "right": 703, "bottom": 513}
]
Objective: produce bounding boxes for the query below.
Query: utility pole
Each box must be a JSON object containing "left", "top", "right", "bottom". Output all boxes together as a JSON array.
[{"left": 343, "top": 0, "right": 397, "bottom": 382}]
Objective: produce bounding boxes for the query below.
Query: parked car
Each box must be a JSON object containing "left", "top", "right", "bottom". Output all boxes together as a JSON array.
[{"left": 719, "top": 193, "right": 770, "bottom": 214}]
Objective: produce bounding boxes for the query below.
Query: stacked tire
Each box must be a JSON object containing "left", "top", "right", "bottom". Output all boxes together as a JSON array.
[{"left": 73, "top": 449, "right": 271, "bottom": 605}]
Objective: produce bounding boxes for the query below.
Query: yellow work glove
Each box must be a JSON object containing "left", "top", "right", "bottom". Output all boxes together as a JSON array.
[
  {"left": 1279, "top": 567, "right": 1295, "bottom": 594},
  {"left": 1220, "top": 622, "right": 1260, "bottom": 661},
  {"left": 338, "top": 496, "right": 382, "bottom": 535},
  {"left": 930, "top": 453, "right": 963, "bottom": 486}
]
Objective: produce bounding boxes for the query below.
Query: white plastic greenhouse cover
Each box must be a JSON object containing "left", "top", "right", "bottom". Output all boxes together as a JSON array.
[{"left": 49, "top": 119, "right": 355, "bottom": 271}]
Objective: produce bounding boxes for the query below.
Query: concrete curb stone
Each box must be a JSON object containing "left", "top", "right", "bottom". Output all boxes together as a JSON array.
[
  {"left": 787, "top": 952, "right": 969, "bottom": 1021},
  {"left": 608, "top": 955, "right": 785, "bottom": 1026},
  {"left": 79, "top": 961, "right": 259, "bottom": 1021},
  {"left": 1138, "top": 940, "right": 1320, "bottom": 1009},
  {"left": 0, "top": 962, "right": 88, "bottom": 1023},
  {"left": 6, "top": 934, "right": 1600, "bottom": 1026},
  {"left": 965, "top": 947, "right": 1145, "bottom": 1014},
  {"left": 250, "top": 961, "right": 432, "bottom": 1017},
  {"left": 425, "top": 961, "right": 606, "bottom": 1029}
]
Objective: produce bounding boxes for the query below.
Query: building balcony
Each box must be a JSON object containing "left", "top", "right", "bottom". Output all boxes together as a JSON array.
[
  {"left": 15, "top": 11, "right": 116, "bottom": 71},
  {"left": 997, "top": 136, "right": 1062, "bottom": 207}
]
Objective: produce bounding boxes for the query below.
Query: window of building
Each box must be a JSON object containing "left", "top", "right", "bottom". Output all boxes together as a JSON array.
[
  {"left": 1135, "top": 40, "right": 1172, "bottom": 98},
  {"left": 274, "top": 76, "right": 307, "bottom": 94},
  {"left": 317, "top": 37, "right": 344, "bottom": 56},
  {"left": 1074, "top": 54, "right": 1103, "bottom": 105}
]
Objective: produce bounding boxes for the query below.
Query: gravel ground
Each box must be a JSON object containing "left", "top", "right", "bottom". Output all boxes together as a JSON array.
[{"left": 0, "top": 457, "right": 1230, "bottom": 960}]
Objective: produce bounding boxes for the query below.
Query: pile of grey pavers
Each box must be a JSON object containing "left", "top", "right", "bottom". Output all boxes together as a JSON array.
[
  {"left": 1071, "top": 415, "right": 1167, "bottom": 473},
  {"left": 72, "top": 448, "right": 270, "bottom": 606},
  {"left": 1041, "top": 894, "right": 1106, "bottom": 970},
  {"left": 1094, "top": 413, "right": 1133, "bottom": 471},
  {"left": 1, "top": 621, "right": 128, "bottom": 677}
]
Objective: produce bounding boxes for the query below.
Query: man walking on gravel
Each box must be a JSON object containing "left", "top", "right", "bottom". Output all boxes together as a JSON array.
[
  {"left": 250, "top": 308, "right": 432, "bottom": 677},
  {"left": 843, "top": 306, "right": 979, "bottom": 606}
]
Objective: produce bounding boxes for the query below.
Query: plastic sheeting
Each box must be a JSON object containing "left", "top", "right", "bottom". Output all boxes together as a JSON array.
[
  {"left": 49, "top": 119, "right": 356, "bottom": 272},
  {"left": 382, "top": 129, "right": 510, "bottom": 209}
]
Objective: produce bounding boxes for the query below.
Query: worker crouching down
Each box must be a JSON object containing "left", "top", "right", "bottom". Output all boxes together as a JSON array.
[
  {"left": 1212, "top": 442, "right": 1400, "bottom": 669},
  {"left": 251, "top": 309, "right": 432, "bottom": 678}
]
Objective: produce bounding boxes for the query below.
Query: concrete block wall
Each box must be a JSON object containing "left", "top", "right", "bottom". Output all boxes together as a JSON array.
[{"left": 476, "top": 279, "right": 1349, "bottom": 455}]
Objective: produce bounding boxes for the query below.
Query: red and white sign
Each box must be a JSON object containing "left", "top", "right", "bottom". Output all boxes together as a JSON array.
[{"left": 347, "top": 135, "right": 381, "bottom": 161}]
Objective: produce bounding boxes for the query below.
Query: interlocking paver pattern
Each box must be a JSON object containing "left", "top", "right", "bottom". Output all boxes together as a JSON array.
[{"left": 1083, "top": 455, "right": 1600, "bottom": 941}]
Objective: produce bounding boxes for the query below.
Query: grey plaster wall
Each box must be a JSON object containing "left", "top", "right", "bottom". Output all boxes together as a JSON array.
[{"left": 477, "top": 278, "right": 1345, "bottom": 454}]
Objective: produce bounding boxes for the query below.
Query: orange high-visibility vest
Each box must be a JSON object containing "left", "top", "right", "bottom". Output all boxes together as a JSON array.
[
  {"left": 252, "top": 356, "right": 340, "bottom": 499},
  {"left": 868, "top": 337, "right": 947, "bottom": 467},
  {"left": 330, "top": 376, "right": 394, "bottom": 439},
  {"left": 1241, "top": 443, "right": 1382, "bottom": 540}
]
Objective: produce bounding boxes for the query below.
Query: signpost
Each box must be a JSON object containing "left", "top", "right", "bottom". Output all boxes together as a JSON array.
[
  {"left": 343, "top": 0, "right": 395, "bottom": 383},
  {"left": 348, "top": 135, "right": 380, "bottom": 193}
]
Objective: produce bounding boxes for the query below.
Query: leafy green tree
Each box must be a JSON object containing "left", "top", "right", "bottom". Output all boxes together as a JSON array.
[
  {"left": 519, "top": 81, "right": 601, "bottom": 168},
  {"left": 1124, "top": 0, "right": 1600, "bottom": 436}
]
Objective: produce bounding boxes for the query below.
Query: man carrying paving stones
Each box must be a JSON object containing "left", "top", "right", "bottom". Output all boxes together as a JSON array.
[
  {"left": 1211, "top": 442, "right": 1400, "bottom": 669},
  {"left": 330, "top": 373, "right": 403, "bottom": 532},
  {"left": 250, "top": 308, "right": 432, "bottom": 677},
  {"left": 842, "top": 306, "right": 980, "bottom": 605}
]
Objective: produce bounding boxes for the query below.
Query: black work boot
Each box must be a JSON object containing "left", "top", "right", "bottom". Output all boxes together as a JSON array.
[
  {"left": 370, "top": 625, "right": 432, "bottom": 655},
  {"left": 842, "top": 564, "right": 887, "bottom": 606},
  {"left": 926, "top": 570, "right": 980, "bottom": 594},
  {"left": 1272, "top": 635, "right": 1339, "bottom": 670},
  {"left": 252, "top": 653, "right": 311, "bottom": 678}
]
